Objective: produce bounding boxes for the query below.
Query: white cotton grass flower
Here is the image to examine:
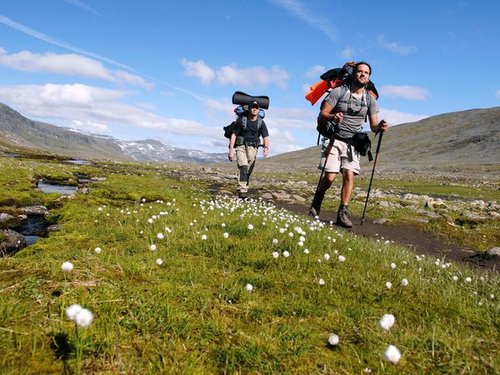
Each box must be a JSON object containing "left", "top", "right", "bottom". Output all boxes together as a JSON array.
[
  {"left": 61, "top": 261, "right": 74, "bottom": 272},
  {"left": 66, "top": 304, "right": 82, "bottom": 321},
  {"left": 323, "top": 253, "right": 330, "bottom": 261},
  {"left": 223, "top": 232, "right": 229, "bottom": 239},
  {"left": 384, "top": 345, "right": 401, "bottom": 364},
  {"left": 272, "top": 238, "right": 278, "bottom": 245},
  {"left": 245, "top": 283, "right": 253, "bottom": 292},
  {"left": 74, "top": 308, "right": 94, "bottom": 328},
  {"left": 452, "top": 275, "right": 459, "bottom": 282},
  {"left": 390, "top": 262, "right": 397, "bottom": 269},
  {"left": 157, "top": 232, "right": 164, "bottom": 239},
  {"left": 156, "top": 258, "right": 163, "bottom": 265},
  {"left": 272, "top": 251, "right": 279, "bottom": 259},
  {"left": 319, "top": 278, "right": 325, "bottom": 286},
  {"left": 338, "top": 255, "right": 346, "bottom": 262},
  {"left": 327, "top": 333, "right": 339, "bottom": 346},
  {"left": 149, "top": 244, "right": 157, "bottom": 251},
  {"left": 283, "top": 250, "right": 290, "bottom": 258},
  {"left": 385, "top": 281, "right": 393, "bottom": 289},
  {"left": 465, "top": 277, "right": 472, "bottom": 283},
  {"left": 247, "top": 224, "right": 254, "bottom": 230},
  {"left": 94, "top": 247, "right": 102, "bottom": 254},
  {"left": 401, "top": 278, "right": 409, "bottom": 286},
  {"left": 379, "top": 314, "right": 396, "bottom": 331},
  {"left": 304, "top": 248, "right": 310, "bottom": 254},
  {"left": 201, "top": 234, "right": 207, "bottom": 241}
]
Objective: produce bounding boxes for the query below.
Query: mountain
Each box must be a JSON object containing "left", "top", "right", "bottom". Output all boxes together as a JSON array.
[
  {"left": 1, "top": 102, "right": 499, "bottom": 172},
  {"left": 0, "top": 102, "right": 226, "bottom": 163},
  {"left": 260, "top": 106, "right": 500, "bottom": 176}
]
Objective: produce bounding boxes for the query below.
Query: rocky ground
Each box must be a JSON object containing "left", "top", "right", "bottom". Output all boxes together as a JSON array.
[
  {"left": 273, "top": 202, "right": 499, "bottom": 273},
  {"left": 179, "top": 167, "right": 500, "bottom": 273}
]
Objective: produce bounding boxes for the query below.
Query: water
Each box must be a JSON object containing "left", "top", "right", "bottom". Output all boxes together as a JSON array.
[
  {"left": 38, "top": 181, "right": 77, "bottom": 195},
  {"left": 64, "top": 159, "right": 91, "bottom": 165},
  {"left": 18, "top": 214, "right": 48, "bottom": 245}
]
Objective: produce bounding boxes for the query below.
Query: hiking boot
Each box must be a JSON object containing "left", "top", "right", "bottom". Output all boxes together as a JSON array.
[
  {"left": 309, "top": 190, "right": 324, "bottom": 218},
  {"left": 336, "top": 206, "right": 353, "bottom": 228},
  {"left": 238, "top": 192, "right": 248, "bottom": 200},
  {"left": 308, "top": 207, "right": 319, "bottom": 218}
]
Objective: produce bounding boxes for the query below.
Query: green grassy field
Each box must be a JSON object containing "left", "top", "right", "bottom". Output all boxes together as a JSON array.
[{"left": 0, "top": 156, "right": 499, "bottom": 374}]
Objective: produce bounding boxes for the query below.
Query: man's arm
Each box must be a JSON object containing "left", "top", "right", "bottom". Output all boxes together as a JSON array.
[
  {"left": 320, "top": 101, "right": 343, "bottom": 124},
  {"left": 368, "top": 113, "right": 388, "bottom": 132},
  {"left": 228, "top": 133, "right": 236, "bottom": 161},
  {"left": 262, "top": 136, "right": 269, "bottom": 157}
]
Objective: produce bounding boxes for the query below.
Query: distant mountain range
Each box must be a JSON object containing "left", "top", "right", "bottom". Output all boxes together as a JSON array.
[
  {"left": 260, "top": 106, "right": 500, "bottom": 176},
  {"left": 1, "top": 102, "right": 499, "bottom": 173},
  {"left": 0, "top": 102, "right": 227, "bottom": 163}
]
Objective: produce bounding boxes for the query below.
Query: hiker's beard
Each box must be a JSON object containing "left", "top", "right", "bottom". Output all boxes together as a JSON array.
[{"left": 353, "top": 76, "right": 368, "bottom": 89}]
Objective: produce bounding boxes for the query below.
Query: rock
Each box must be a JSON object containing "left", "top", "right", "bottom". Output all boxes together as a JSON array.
[
  {"left": 260, "top": 192, "right": 274, "bottom": 200},
  {"left": 18, "top": 206, "right": 49, "bottom": 216},
  {"left": 0, "top": 229, "right": 26, "bottom": 255},
  {"left": 486, "top": 247, "right": 500, "bottom": 256},
  {"left": 291, "top": 194, "right": 306, "bottom": 203},
  {"left": 0, "top": 212, "right": 15, "bottom": 225},
  {"left": 47, "top": 224, "right": 62, "bottom": 233},
  {"left": 373, "top": 218, "right": 391, "bottom": 224}
]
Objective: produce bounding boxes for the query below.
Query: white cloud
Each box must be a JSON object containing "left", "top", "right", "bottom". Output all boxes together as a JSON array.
[
  {"left": 181, "top": 59, "right": 289, "bottom": 88},
  {"left": 380, "top": 85, "right": 429, "bottom": 100},
  {"left": 378, "top": 108, "right": 428, "bottom": 125},
  {"left": 304, "top": 65, "right": 325, "bottom": 79},
  {"left": 71, "top": 120, "right": 109, "bottom": 134},
  {"left": 377, "top": 35, "right": 417, "bottom": 55},
  {"left": 341, "top": 47, "right": 355, "bottom": 59},
  {"left": 0, "top": 15, "right": 133, "bottom": 71},
  {"left": 0, "top": 47, "right": 153, "bottom": 89},
  {"left": 63, "top": 0, "right": 99, "bottom": 15},
  {"left": 217, "top": 65, "right": 289, "bottom": 88},
  {"left": 180, "top": 59, "right": 215, "bottom": 85},
  {"left": 267, "top": 0, "right": 337, "bottom": 42},
  {"left": 0, "top": 83, "right": 213, "bottom": 137}
]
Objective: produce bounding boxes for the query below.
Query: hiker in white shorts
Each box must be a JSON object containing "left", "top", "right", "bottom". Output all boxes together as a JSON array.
[{"left": 309, "top": 62, "right": 389, "bottom": 227}]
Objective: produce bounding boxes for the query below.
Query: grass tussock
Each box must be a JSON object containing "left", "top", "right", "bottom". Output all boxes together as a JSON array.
[{"left": 0, "top": 156, "right": 499, "bottom": 374}]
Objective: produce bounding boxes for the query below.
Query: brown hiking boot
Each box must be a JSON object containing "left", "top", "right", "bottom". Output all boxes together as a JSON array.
[{"left": 336, "top": 206, "right": 353, "bottom": 228}]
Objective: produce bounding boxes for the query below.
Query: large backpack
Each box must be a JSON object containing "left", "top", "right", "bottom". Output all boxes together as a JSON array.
[
  {"left": 305, "top": 61, "right": 379, "bottom": 106},
  {"left": 223, "top": 105, "right": 264, "bottom": 139},
  {"left": 306, "top": 62, "right": 380, "bottom": 145}
]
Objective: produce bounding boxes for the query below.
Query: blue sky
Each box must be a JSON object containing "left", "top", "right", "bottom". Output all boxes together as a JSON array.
[{"left": 1, "top": 0, "right": 499, "bottom": 156}]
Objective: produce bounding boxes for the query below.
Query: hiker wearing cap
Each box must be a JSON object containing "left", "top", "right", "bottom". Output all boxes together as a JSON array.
[
  {"left": 228, "top": 101, "right": 270, "bottom": 199},
  {"left": 309, "top": 62, "right": 389, "bottom": 228}
]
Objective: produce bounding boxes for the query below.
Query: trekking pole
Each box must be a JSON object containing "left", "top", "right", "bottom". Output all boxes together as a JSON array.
[
  {"left": 313, "top": 135, "right": 335, "bottom": 196},
  {"left": 360, "top": 125, "right": 385, "bottom": 226}
]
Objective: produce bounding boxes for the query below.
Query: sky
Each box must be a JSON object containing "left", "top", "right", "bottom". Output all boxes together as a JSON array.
[{"left": 1, "top": 0, "right": 499, "bottom": 156}]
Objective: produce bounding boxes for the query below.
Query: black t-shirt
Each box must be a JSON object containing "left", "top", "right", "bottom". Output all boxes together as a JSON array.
[{"left": 233, "top": 117, "right": 269, "bottom": 144}]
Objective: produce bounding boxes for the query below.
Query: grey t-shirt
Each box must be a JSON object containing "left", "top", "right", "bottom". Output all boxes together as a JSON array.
[{"left": 324, "top": 85, "right": 379, "bottom": 138}]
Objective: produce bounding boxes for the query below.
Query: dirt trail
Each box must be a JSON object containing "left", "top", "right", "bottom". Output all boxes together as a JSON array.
[{"left": 273, "top": 201, "right": 499, "bottom": 273}]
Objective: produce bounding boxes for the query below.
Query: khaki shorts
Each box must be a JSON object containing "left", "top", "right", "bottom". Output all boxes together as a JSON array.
[{"left": 318, "top": 139, "right": 360, "bottom": 175}]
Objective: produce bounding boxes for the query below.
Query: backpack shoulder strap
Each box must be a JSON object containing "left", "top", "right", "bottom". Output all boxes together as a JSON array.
[{"left": 338, "top": 85, "right": 350, "bottom": 103}]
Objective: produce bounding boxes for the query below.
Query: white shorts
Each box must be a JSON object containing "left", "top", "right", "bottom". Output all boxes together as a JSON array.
[{"left": 318, "top": 139, "right": 360, "bottom": 175}]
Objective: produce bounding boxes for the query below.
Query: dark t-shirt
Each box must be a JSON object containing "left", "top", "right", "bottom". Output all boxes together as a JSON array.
[{"left": 233, "top": 117, "right": 269, "bottom": 144}]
